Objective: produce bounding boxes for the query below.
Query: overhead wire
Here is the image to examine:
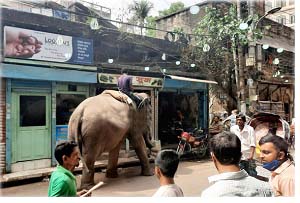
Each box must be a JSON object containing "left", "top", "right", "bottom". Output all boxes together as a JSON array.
[{"left": 5, "top": 0, "right": 295, "bottom": 75}]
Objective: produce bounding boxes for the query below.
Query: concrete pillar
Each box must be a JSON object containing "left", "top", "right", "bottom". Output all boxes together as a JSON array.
[
  {"left": 247, "top": 0, "right": 258, "bottom": 112},
  {"left": 0, "top": 79, "right": 6, "bottom": 174}
]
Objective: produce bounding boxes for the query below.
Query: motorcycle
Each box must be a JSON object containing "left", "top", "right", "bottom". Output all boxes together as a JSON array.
[{"left": 176, "top": 128, "right": 209, "bottom": 159}]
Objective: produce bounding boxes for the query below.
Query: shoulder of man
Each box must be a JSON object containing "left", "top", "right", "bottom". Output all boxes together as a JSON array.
[
  {"left": 201, "top": 182, "right": 227, "bottom": 197},
  {"left": 245, "top": 124, "right": 255, "bottom": 131},
  {"left": 48, "top": 174, "right": 71, "bottom": 197},
  {"left": 248, "top": 176, "right": 274, "bottom": 196},
  {"left": 230, "top": 125, "right": 238, "bottom": 130}
]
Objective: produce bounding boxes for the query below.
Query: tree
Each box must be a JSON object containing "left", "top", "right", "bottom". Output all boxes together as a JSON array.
[
  {"left": 128, "top": 0, "right": 153, "bottom": 27},
  {"left": 158, "top": 2, "right": 185, "bottom": 17},
  {"left": 145, "top": 15, "right": 156, "bottom": 37},
  {"left": 192, "top": 5, "right": 262, "bottom": 111}
]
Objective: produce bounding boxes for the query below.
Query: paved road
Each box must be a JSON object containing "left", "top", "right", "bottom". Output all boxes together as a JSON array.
[{"left": 0, "top": 158, "right": 216, "bottom": 197}]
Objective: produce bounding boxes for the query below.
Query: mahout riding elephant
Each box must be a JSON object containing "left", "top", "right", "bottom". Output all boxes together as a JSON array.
[{"left": 68, "top": 91, "right": 153, "bottom": 189}]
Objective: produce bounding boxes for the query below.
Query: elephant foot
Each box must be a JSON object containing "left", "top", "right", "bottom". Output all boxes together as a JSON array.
[{"left": 106, "top": 169, "right": 118, "bottom": 178}]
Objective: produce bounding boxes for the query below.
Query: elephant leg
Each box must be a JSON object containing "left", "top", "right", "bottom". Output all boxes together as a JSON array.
[
  {"left": 130, "top": 136, "right": 153, "bottom": 176},
  {"left": 80, "top": 151, "right": 96, "bottom": 189},
  {"left": 106, "top": 143, "right": 122, "bottom": 178}
]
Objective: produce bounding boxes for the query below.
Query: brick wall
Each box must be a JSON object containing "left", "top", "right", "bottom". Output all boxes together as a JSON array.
[
  {"left": 0, "top": 79, "right": 6, "bottom": 174},
  {"left": 155, "top": 6, "right": 206, "bottom": 40}
]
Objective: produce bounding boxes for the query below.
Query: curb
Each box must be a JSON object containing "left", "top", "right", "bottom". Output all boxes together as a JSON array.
[{"left": 0, "top": 156, "right": 155, "bottom": 185}]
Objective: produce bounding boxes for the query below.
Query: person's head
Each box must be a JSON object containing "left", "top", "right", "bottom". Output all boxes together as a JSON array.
[
  {"left": 259, "top": 133, "right": 292, "bottom": 170},
  {"left": 54, "top": 141, "right": 80, "bottom": 172},
  {"left": 118, "top": 74, "right": 133, "bottom": 92},
  {"left": 176, "top": 109, "right": 184, "bottom": 121},
  {"left": 125, "top": 75, "right": 133, "bottom": 89},
  {"left": 212, "top": 115, "right": 220, "bottom": 124},
  {"left": 231, "top": 109, "right": 238, "bottom": 115},
  {"left": 155, "top": 149, "right": 179, "bottom": 179},
  {"left": 236, "top": 113, "right": 246, "bottom": 128},
  {"left": 222, "top": 111, "right": 228, "bottom": 119},
  {"left": 209, "top": 131, "right": 242, "bottom": 169}
]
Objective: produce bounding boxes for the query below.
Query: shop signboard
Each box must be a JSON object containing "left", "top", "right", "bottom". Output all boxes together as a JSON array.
[
  {"left": 4, "top": 26, "right": 93, "bottom": 65},
  {"left": 98, "top": 73, "right": 163, "bottom": 87},
  {"left": 56, "top": 125, "right": 68, "bottom": 144}
]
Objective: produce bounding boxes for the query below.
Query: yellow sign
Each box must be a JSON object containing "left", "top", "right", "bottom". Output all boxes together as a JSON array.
[
  {"left": 98, "top": 73, "right": 163, "bottom": 87},
  {"left": 246, "top": 57, "right": 254, "bottom": 66}
]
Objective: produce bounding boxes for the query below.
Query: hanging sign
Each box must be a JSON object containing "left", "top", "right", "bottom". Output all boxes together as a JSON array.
[
  {"left": 4, "top": 26, "right": 93, "bottom": 65},
  {"left": 98, "top": 73, "right": 163, "bottom": 87},
  {"left": 246, "top": 57, "right": 255, "bottom": 66}
]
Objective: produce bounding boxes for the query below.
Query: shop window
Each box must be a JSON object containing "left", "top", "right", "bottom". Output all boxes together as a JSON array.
[
  {"left": 56, "top": 94, "right": 86, "bottom": 125},
  {"left": 290, "top": 15, "right": 295, "bottom": 24},
  {"left": 276, "top": 0, "right": 286, "bottom": 7},
  {"left": 277, "top": 16, "right": 286, "bottom": 25},
  {"left": 281, "top": 16, "right": 286, "bottom": 25},
  {"left": 20, "top": 96, "right": 46, "bottom": 126},
  {"left": 68, "top": 84, "right": 77, "bottom": 91},
  {"left": 265, "top": 1, "right": 272, "bottom": 12}
]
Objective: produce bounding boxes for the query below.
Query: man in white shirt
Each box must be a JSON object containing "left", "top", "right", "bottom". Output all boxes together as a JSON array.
[
  {"left": 152, "top": 149, "right": 184, "bottom": 197},
  {"left": 201, "top": 131, "right": 273, "bottom": 197},
  {"left": 223, "top": 109, "right": 238, "bottom": 130},
  {"left": 230, "top": 113, "right": 257, "bottom": 177}
]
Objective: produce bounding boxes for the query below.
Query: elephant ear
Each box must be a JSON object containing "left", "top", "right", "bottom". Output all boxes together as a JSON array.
[
  {"left": 135, "top": 93, "right": 150, "bottom": 109},
  {"left": 137, "top": 97, "right": 150, "bottom": 109}
]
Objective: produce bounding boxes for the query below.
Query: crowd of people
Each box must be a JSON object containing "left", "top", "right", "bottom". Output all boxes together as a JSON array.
[
  {"left": 206, "top": 110, "right": 294, "bottom": 197},
  {"left": 49, "top": 115, "right": 294, "bottom": 197}
]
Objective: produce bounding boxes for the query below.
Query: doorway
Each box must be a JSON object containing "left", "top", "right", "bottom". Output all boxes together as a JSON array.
[{"left": 11, "top": 92, "right": 51, "bottom": 171}]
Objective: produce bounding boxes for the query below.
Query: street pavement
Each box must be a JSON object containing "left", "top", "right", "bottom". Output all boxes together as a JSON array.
[
  {"left": 0, "top": 158, "right": 216, "bottom": 197},
  {"left": 1, "top": 148, "right": 295, "bottom": 197}
]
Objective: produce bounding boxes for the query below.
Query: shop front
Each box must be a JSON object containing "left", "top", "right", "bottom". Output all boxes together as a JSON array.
[
  {"left": 1, "top": 26, "right": 96, "bottom": 173},
  {"left": 158, "top": 75, "right": 217, "bottom": 147},
  {"left": 1, "top": 63, "right": 97, "bottom": 173}
]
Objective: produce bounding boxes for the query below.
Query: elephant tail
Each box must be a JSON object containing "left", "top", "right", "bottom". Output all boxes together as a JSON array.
[{"left": 72, "top": 108, "right": 89, "bottom": 174}]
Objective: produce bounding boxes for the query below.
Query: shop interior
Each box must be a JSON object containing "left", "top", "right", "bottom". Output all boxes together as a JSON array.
[{"left": 158, "top": 91, "right": 199, "bottom": 146}]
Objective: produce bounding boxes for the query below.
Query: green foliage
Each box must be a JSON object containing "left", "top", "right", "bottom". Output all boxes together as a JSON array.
[
  {"left": 158, "top": 2, "right": 185, "bottom": 17},
  {"left": 173, "top": 27, "right": 184, "bottom": 34},
  {"left": 190, "top": 5, "right": 263, "bottom": 83},
  {"left": 145, "top": 16, "right": 157, "bottom": 37},
  {"left": 194, "top": 5, "right": 262, "bottom": 51}
]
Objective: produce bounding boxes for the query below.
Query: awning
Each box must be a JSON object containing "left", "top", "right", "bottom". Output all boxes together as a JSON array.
[
  {"left": 1, "top": 63, "right": 97, "bottom": 83},
  {"left": 257, "top": 36, "right": 294, "bottom": 53},
  {"left": 165, "top": 74, "right": 218, "bottom": 84}
]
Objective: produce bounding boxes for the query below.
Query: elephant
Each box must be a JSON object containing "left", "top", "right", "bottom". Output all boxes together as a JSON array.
[{"left": 68, "top": 90, "right": 154, "bottom": 189}]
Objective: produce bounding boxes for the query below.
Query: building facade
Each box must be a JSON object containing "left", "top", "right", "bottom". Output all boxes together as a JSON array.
[
  {"left": 0, "top": 3, "right": 213, "bottom": 175},
  {"left": 265, "top": 0, "right": 295, "bottom": 29},
  {"left": 155, "top": 0, "right": 295, "bottom": 121}
]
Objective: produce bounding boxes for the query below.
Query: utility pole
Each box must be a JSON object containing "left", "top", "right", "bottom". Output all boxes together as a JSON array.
[
  {"left": 247, "top": 0, "right": 257, "bottom": 114},
  {"left": 237, "top": 0, "right": 246, "bottom": 113},
  {"left": 247, "top": 2, "right": 282, "bottom": 115}
]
